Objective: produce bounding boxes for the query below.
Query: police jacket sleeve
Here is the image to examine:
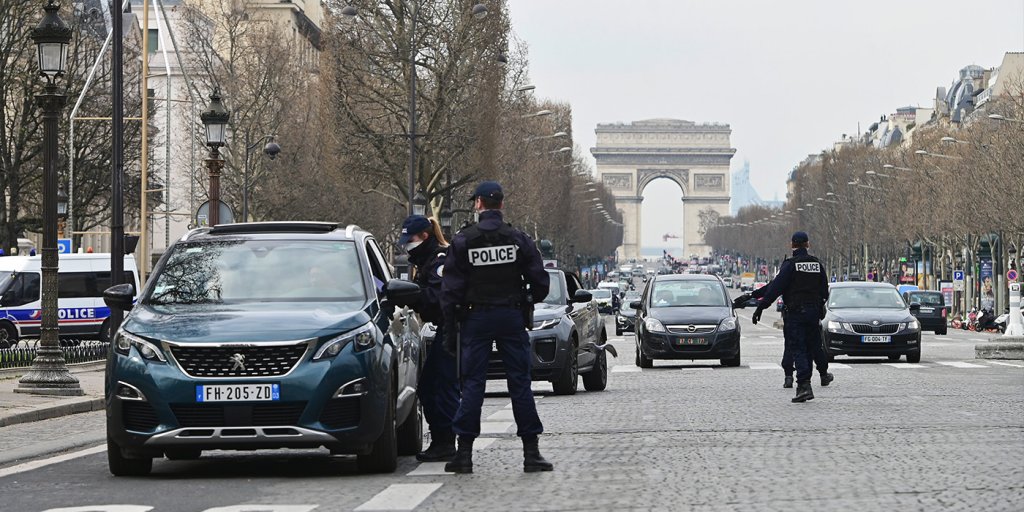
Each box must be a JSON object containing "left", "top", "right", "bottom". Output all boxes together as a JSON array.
[
  {"left": 518, "top": 232, "right": 550, "bottom": 303},
  {"left": 756, "top": 260, "right": 794, "bottom": 308},
  {"left": 413, "top": 254, "right": 445, "bottom": 322},
  {"left": 441, "top": 235, "right": 470, "bottom": 318}
]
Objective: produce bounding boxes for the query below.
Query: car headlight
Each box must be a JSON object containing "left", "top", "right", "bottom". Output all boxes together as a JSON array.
[
  {"left": 315, "top": 323, "right": 376, "bottom": 360},
  {"left": 719, "top": 317, "right": 737, "bottom": 331},
  {"left": 905, "top": 319, "right": 920, "bottom": 331},
  {"left": 532, "top": 318, "right": 559, "bottom": 330},
  {"left": 113, "top": 330, "right": 166, "bottom": 362},
  {"left": 827, "top": 320, "right": 843, "bottom": 333},
  {"left": 644, "top": 318, "right": 666, "bottom": 333}
]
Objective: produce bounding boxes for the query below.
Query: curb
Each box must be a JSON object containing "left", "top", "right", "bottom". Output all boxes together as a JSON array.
[
  {"left": 0, "top": 360, "right": 105, "bottom": 380},
  {"left": 975, "top": 337, "right": 1024, "bottom": 360},
  {"left": 0, "top": 396, "right": 104, "bottom": 428}
]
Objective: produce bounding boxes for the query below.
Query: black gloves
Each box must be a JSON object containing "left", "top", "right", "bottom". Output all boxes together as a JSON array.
[
  {"left": 732, "top": 293, "right": 752, "bottom": 309},
  {"left": 751, "top": 307, "right": 764, "bottom": 325}
]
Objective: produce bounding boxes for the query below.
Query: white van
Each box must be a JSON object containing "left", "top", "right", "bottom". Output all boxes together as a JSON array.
[{"left": 0, "top": 254, "right": 139, "bottom": 344}]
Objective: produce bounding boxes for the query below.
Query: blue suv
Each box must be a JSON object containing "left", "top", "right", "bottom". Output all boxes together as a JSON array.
[{"left": 102, "top": 222, "right": 424, "bottom": 475}]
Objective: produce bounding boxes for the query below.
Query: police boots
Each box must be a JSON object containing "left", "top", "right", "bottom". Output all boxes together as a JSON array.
[
  {"left": 522, "top": 435, "right": 554, "bottom": 472},
  {"left": 416, "top": 431, "right": 456, "bottom": 462},
  {"left": 820, "top": 372, "right": 834, "bottom": 387},
  {"left": 792, "top": 382, "right": 814, "bottom": 403},
  {"left": 783, "top": 375, "right": 794, "bottom": 388},
  {"left": 444, "top": 436, "right": 474, "bottom": 474}
]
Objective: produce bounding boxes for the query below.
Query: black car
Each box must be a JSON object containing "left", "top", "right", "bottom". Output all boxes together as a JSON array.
[
  {"left": 615, "top": 291, "right": 642, "bottom": 336},
  {"left": 903, "top": 290, "right": 948, "bottom": 335},
  {"left": 632, "top": 274, "right": 741, "bottom": 368},
  {"left": 822, "top": 282, "right": 922, "bottom": 363}
]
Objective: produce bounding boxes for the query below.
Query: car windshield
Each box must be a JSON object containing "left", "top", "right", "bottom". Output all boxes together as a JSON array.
[
  {"left": 650, "top": 281, "right": 727, "bottom": 307},
  {"left": 624, "top": 291, "right": 642, "bottom": 301},
  {"left": 829, "top": 287, "right": 906, "bottom": 309},
  {"left": 591, "top": 289, "right": 612, "bottom": 299},
  {"left": 906, "top": 292, "right": 944, "bottom": 306},
  {"left": 542, "top": 271, "right": 566, "bottom": 305},
  {"left": 147, "top": 240, "right": 367, "bottom": 305}
]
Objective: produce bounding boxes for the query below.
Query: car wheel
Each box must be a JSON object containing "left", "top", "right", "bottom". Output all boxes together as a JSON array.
[
  {"left": 582, "top": 348, "right": 608, "bottom": 392},
  {"left": 396, "top": 396, "right": 423, "bottom": 456},
  {"left": 357, "top": 385, "right": 398, "bottom": 473},
  {"left": 637, "top": 343, "right": 653, "bottom": 369},
  {"left": 906, "top": 349, "right": 921, "bottom": 364},
  {"left": 0, "top": 322, "right": 18, "bottom": 348},
  {"left": 937, "top": 328, "right": 947, "bottom": 335},
  {"left": 720, "top": 345, "right": 741, "bottom": 367},
  {"left": 164, "top": 448, "right": 201, "bottom": 461},
  {"left": 887, "top": 354, "right": 901, "bottom": 362},
  {"left": 107, "top": 437, "right": 152, "bottom": 476},
  {"left": 551, "top": 340, "right": 578, "bottom": 395},
  {"left": 616, "top": 327, "right": 622, "bottom": 337}
]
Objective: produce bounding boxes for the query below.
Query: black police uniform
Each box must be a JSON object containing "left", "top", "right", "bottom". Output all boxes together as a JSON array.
[
  {"left": 441, "top": 207, "right": 551, "bottom": 472},
  {"left": 405, "top": 235, "right": 460, "bottom": 461},
  {"left": 752, "top": 241, "right": 830, "bottom": 402},
  {"left": 768, "top": 257, "right": 830, "bottom": 387}
]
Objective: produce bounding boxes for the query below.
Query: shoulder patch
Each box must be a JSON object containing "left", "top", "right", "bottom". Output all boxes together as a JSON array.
[{"left": 435, "top": 265, "right": 444, "bottom": 277}]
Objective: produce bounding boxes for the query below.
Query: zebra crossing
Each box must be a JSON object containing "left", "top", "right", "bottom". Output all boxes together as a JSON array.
[{"left": 611, "top": 359, "right": 1023, "bottom": 373}]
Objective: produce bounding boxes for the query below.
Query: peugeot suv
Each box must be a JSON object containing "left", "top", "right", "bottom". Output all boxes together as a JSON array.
[{"left": 102, "top": 222, "right": 424, "bottom": 476}]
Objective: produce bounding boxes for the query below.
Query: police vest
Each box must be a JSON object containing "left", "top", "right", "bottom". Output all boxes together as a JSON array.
[
  {"left": 784, "top": 254, "right": 824, "bottom": 306},
  {"left": 462, "top": 223, "right": 523, "bottom": 306}
]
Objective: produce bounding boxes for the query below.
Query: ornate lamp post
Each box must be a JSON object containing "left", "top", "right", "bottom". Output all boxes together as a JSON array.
[
  {"left": 439, "top": 204, "right": 453, "bottom": 240},
  {"left": 57, "top": 186, "right": 68, "bottom": 238},
  {"left": 412, "top": 190, "right": 428, "bottom": 217},
  {"left": 17, "top": 0, "right": 82, "bottom": 396},
  {"left": 242, "top": 135, "right": 280, "bottom": 222},
  {"left": 200, "top": 91, "right": 229, "bottom": 226}
]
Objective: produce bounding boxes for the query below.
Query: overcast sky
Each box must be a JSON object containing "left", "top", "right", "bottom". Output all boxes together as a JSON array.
[{"left": 508, "top": 0, "right": 1023, "bottom": 253}]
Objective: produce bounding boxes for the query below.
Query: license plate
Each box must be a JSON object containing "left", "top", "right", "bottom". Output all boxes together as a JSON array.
[
  {"left": 676, "top": 337, "right": 708, "bottom": 345},
  {"left": 196, "top": 384, "right": 280, "bottom": 402},
  {"left": 920, "top": 307, "right": 934, "bottom": 313},
  {"left": 861, "top": 335, "right": 891, "bottom": 343}
]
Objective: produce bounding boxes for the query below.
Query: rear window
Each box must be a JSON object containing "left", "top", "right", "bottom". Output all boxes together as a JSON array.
[
  {"left": 591, "top": 289, "right": 612, "bottom": 299},
  {"left": 906, "top": 292, "right": 943, "bottom": 306}
]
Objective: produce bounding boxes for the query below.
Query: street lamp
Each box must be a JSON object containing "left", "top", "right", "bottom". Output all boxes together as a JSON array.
[
  {"left": 17, "top": 0, "right": 82, "bottom": 396},
  {"left": 412, "top": 190, "right": 428, "bottom": 216},
  {"left": 988, "top": 113, "right": 1024, "bottom": 124},
  {"left": 57, "top": 186, "right": 68, "bottom": 238},
  {"left": 522, "top": 109, "right": 552, "bottom": 118},
  {"left": 439, "top": 204, "right": 453, "bottom": 239},
  {"left": 200, "top": 90, "right": 230, "bottom": 226},
  {"left": 243, "top": 135, "right": 280, "bottom": 222},
  {"left": 866, "top": 170, "right": 892, "bottom": 179}
]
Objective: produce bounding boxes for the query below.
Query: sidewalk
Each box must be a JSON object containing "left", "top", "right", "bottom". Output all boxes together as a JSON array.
[{"left": 0, "top": 363, "right": 105, "bottom": 428}]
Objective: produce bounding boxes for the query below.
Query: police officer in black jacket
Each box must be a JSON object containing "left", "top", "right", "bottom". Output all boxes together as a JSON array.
[
  {"left": 397, "top": 215, "right": 460, "bottom": 462},
  {"left": 441, "top": 181, "right": 553, "bottom": 474},
  {"left": 735, "top": 232, "right": 832, "bottom": 402}
]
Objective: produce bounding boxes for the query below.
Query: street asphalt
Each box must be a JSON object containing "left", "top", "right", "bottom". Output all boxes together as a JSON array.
[{"left": 0, "top": 299, "right": 1020, "bottom": 512}]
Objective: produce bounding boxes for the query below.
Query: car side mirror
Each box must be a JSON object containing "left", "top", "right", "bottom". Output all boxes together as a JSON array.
[
  {"left": 629, "top": 301, "right": 642, "bottom": 310},
  {"left": 103, "top": 283, "right": 136, "bottom": 311},
  {"left": 385, "top": 279, "right": 421, "bottom": 308},
  {"left": 909, "top": 302, "right": 921, "bottom": 313},
  {"left": 572, "top": 290, "right": 593, "bottom": 303}
]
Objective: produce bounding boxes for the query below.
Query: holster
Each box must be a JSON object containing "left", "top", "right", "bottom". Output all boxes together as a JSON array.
[{"left": 522, "top": 294, "right": 534, "bottom": 330}]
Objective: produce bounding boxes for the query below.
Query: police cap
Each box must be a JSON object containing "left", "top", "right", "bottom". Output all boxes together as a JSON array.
[
  {"left": 398, "top": 215, "right": 432, "bottom": 245},
  {"left": 791, "top": 231, "right": 810, "bottom": 244},
  {"left": 469, "top": 181, "right": 504, "bottom": 202}
]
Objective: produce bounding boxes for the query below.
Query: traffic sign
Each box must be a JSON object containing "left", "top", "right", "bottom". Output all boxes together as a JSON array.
[
  {"left": 1008, "top": 269, "right": 1019, "bottom": 282},
  {"left": 953, "top": 270, "right": 964, "bottom": 281},
  {"left": 57, "top": 238, "right": 72, "bottom": 254}
]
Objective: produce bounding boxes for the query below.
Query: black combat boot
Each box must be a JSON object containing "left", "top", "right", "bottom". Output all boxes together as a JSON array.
[
  {"left": 820, "top": 372, "right": 834, "bottom": 387},
  {"left": 444, "top": 436, "right": 474, "bottom": 474},
  {"left": 783, "top": 375, "right": 794, "bottom": 388},
  {"left": 522, "top": 435, "right": 554, "bottom": 473},
  {"left": 792, "top": 382, "right": 814, "bottom": 403},
  {"left": 416, "top": 431, "right": 456, "bottom": 462}
]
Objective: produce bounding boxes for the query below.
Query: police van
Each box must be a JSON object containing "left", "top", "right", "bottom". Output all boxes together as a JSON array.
[{"left": 0, "top": 253, "right": 139, "bottom": 345}]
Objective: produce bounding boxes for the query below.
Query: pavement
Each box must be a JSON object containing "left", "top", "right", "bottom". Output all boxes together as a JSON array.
[{"left": 0, "top": 362, "right": 104, "bottom": 428}]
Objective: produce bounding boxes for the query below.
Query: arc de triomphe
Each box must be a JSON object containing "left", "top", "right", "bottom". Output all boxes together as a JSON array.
[{"left": 591, "top": 119, "right": 736, "bottom": 261}]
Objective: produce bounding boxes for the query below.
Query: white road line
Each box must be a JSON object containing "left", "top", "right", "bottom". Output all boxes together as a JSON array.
[
  {"left": 205, "top": 507, "right": 317, "bottom": 512},
  {"left": 829, "top": 363, "right": 852, "bottom": 369},
  {"left": 473, "top": 438, "right": 497, "bottom": 451},
  {"left": 407, "top": 462, "right": 451, "bottom": 476},
  {"left": 969, "top": 338, "right": 987, "bottom": 342},
  {"left": 883, "top": 363, "right": 928, "bottom": 369},
  {"left": 937, "top": 361, "right": 988, "bottom": 368},
  {"left": 486, "top": 409, "right": 515, "bottom": 421},
  {"left": 354, "top": 483, "right": 443, "bottom": 511},
  {"left": 0, "top": 444, "right": 104, "bottom": 479},
  {"left": 611, "top": 365, "right": 641, "bottom": 373},
  {"left": 479, "top": 422, "right": 514, "bottom": 434},
  {"left": 759, "top": 335, "right": 780, "bottom": 339},
  {"left": 986, "top": 360, "right": 1024, "bottom": 368},
  {"left": 747, "top": 362, "right": 779, "bottom": 370},
  {"left": 679, "top": 367, "right": 713, "bottom": 371}
]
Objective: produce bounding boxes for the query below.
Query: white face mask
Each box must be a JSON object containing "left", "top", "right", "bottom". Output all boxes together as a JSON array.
[{"left": 404, "top": 240, "right": 423, "bottom": 252}]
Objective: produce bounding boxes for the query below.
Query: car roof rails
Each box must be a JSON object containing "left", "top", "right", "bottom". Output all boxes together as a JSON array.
[
  {"left": 344, "top": 224, "right": 362, "bottom": 238},
  {"left": 208, "top": 222, "right": 340, "bottom": 235}
]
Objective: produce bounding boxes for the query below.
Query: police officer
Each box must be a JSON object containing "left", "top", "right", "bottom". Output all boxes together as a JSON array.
[
  {"left": 397, "top": 215, "right": 460, "bottom": 462},
  {"left": 735, "top": 232, "right": 832, "bottom": 402},
  {"left": 770, "top": 257, "right": 830, "bottom": 389},
  {"left": 440, "top": 181, "right": 553, "bottom": 473}
]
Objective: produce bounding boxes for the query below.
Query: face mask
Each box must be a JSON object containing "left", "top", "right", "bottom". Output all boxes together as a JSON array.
[{"left": 404, "top": 240, "right": 423, "bottom": 252}]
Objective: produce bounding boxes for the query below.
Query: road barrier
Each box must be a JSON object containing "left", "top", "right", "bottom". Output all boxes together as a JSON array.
[{"left": 0, "top": 340, "right": 110, "bottom": 369}]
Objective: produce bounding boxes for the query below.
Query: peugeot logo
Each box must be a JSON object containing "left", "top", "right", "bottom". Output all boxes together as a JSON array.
[
  {"left": 229, "top": 353, "right": 246, "bottom": 371},
  {"left": 687, "top": 325, "right": 697, "bottom": 333}
]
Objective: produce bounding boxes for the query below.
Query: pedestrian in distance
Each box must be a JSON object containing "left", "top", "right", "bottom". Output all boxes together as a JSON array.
[
  {"left": 734, "top": 231, "right": 832, "bottom": 402},
  {"left": 397, "top": 215, "right": 460, "bottom": 462},
  {"left": 440, "top": 180, "right": 553, "bottom": 474}
]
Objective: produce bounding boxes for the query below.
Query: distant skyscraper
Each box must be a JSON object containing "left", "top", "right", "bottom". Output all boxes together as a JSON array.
[{"left": 730, "top": 160, "right": 783, "bottom": 214}]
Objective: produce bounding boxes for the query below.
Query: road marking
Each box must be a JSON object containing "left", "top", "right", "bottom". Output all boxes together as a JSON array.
[
  {"left": 986, "top": 361, "right": 1024, "bottom": 368},
  {"left": 679, "top": 367, "right": 713, "bottom": 371},
  {"left": 883, "top": 363, "right": 928, "bottom": 369},
  {"left": 41, "top": 507, "right": 154, "bottom": 512},
  {"left": 205, "top": 507, "right": 317, "bottom": 512},
  {"left": 748, "top": 362, "right": 778, "bottom": 370},
  {"left": 612, "top": 365, "right": 641, "bottom": 373},
  {"left": 828, "top": 363, "right": 852, "bottom": 369},
  {"left": 0, "top": 444, "right": 104, "bottom": 479},
  {"left": 759, "top": 335, "right": 780, "bottom": 339},
  {"left": 486, "top": 409, "right": 515, "bottom": 421},
  {"left": 936, "top": 361, "right": 988, "bottom": 368},
  {"left": 354, "top": 483, "right": 443, "bottom": 511},
  {"left": 407, "top": 462, "right": 451, "bottom": 476},
  {"left": 474, "top": 438, "right": 497, "bottom": 451},
  {"left": 969, "top": 338, "right": 987, "bottom": 342},
  {"left": 480, "top": 422, "right": 514, "bottom": 434}
]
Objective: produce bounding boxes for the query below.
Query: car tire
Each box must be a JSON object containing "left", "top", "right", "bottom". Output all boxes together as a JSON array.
[
  {"left": 887, "top": 354, "right": 901, "bottom": 362},
  {"left": 357, "top": 385, "right": 398, "bottom": 474},
  {"left": 616, "top": 327, "right": 623, "bottom": 337},
  {"left": 164, "top": 448, "right": 201, "bottom": 461},
  {"left": 720, "top": 346, "right": 741, "bottom": 367},
  {"left": 937, "top": 327, "right": 947, "bottom": 336},
  {"left": 551, "top": 340, "right": 578, "bottom": 396},
  {"left": 107, "top": 437, "right": 153, "bottom": 477},
  {"left": 906, "top": 349, "right": 921, "bottom": 364},
  {"left": 0, "top": 322, "right": 18, "bottom": 349},
  {"left": 582, "top": 348, "right": 608, "bottom": 392},
  {"left": 637, "top": 344, "right": 653, "bottom": 369},
  {"left": 396, "top": 396, "right": 423, "bottom": 456}
]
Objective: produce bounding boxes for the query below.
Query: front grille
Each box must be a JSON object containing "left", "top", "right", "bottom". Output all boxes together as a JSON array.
[
  {"left": 667, "top": 325, "right": 717, "bottom": 335},
  {"left": 171, "top": 402, "right": 307, "bottom": 427},
  {"left": 319, "top": 397, "right": 361, "bottom": 429},
  {"left": 122, "top": 401, "right": 160, "bottom": 431},
  {"left": 533, "top": 338, "right": 557, "bottom": 363},
  {"left": 170, "top": 342, "right": 309, "bottom": 378},
  {"left": 851, "top": 323, "right": 899, "bottom": 334}
]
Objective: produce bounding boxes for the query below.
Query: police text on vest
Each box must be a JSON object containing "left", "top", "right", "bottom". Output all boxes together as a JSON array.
[
  {"left": 468, "top": 245, "right": 518, "bottom": 266},
  {"left": 795, "top": 262, "right": 821, "bottom": 273}
]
